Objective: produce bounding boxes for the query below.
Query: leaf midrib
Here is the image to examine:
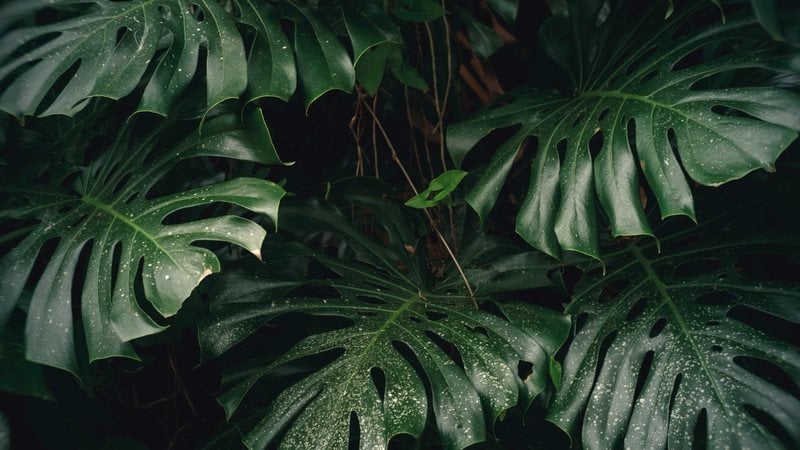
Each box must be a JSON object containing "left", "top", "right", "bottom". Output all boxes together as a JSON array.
[
  {"left": 81, "top": 195, "right": 180, "bottom": 268},
  {"left": 628, "top": 244, "right": 730, "bottom": 415}
]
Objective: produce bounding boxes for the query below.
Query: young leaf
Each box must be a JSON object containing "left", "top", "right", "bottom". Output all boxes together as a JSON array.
[
  {"left": 405, "top": 170, "right": 467, "bottom": 209},
  {"left": 447, "top": 0, "right": 800, "bottom": 261},
  {"left": 0, "top": 106, "right": 285, "bottom": 377},
  {"left": 200, "top": 192, "right": 570, "bottom": 450},
  {"left": 548, "top": 181, "right": 800, "bottom": 449}
]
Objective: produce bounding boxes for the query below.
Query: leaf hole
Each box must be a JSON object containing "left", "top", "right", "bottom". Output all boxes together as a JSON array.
[
  {"left": 469, "top": 325, "right": 489, "bottom": 338},
  {"left": 24, "top": 237, "right": 61, "bottom": 292},
  {"left": 597, "top": 107, "right": 610, "bottom": 122},
  {"left": 694, "top": 290, "right": 734, "bottom": 306},
  {"left": 571, "top": 110, "right": 587, "bottom": 128},
  {"left": 598, "top": 278, "right": 630, "bottom": 304},
  {"left": 370, "top": 367, "right": 386, "bottom": 402},
  {"left": 425, "top": 310, "right": 447, "bottom": 321},
  {"left": 593, "top": 331, "right": 618, "bottom": 386},
  {"left": 556, "top": 138, "right": 568, "bottom": 162},
  {"left": 640, "top": 69, "right": 659, "bottom": 84},
  {"left": 347, "top": 411, "right": 360, "bottom": 450},
  {"left": 36, "top": 58, "right": 83, "bottom": 115},
  {"left": 710, "top": 105, "right": 759, "bottom": 121},
  {"left": 668, "top": 373, "right": 683, "bottom": 415},
  {"left": 575, "top": 312, "right": 589, "bottom": 334},
  {"left": 673, "top": 258, "right": 721, "bottom": 277},
  {"left": 517, "top": 360, "right": 533, "bottom": 381},
  {"left": 115, "top": 26, "right": 129, "bottom": 45},
  {"left": 649, "top": 318, "right": 667, "bottom": 338},
  {"left": 625, "top": 297, "right": 648, "bottom": 321},
  {"left": 588, "top": 130, "right": 604, "bottom": 159},
  {"left": 672, "top": 47, "right": 704, "bottom": 72},
  {"left": 692, "top": 408, "right": 708, "bottom": 450},
  {"left": 112, "top": 172, "right": 133, "bottom": 196},
  {"left": 189, "top": 3, "right": 205, "bottom": 22},
  {"left": 425, "top": 331, "right": 465, "bottom": 370},
  {"left": 632, "top": 350, "right": 655, "bottom": 406},
  {"left": 478, "top": 301, "right": 510, "bottom": 322},
  {"left": 742, "top": 404, "right": 796, "bottom": 449},
  {"left": 710, "top": 345, "right": 722, "bottom": 352},
  {"left": 408, "top": 315, "right": 422, "bottom": 323}
]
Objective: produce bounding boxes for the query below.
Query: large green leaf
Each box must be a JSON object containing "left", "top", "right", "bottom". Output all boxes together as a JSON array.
[
  {"left": 0, "top": 0, "right": 248, "bottom": 117},
  {"left": 447, "top": 0, "right": 800, "bottom": 261},
  {"left": 0, "top": 103, "right": 285, "bottom": 377},
  {"left": 548, "top": 181, "right": 800, "bottom": 449},
  {"left": 0, "top": 0, "right": 395, "bottom": 117},
  {"left": 200, "top": 188, "right": 570, "bottom": 449}
]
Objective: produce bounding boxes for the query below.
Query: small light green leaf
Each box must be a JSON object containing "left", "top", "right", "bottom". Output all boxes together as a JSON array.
[
  {"left": 392, "top": 0, "right": 446, "bottom": 23},
  {"left": 0, "top": 106, "right": 285, "bottom": 378},
  {"left": 405, "top": 170, "right": 468, "bottom": 209}
]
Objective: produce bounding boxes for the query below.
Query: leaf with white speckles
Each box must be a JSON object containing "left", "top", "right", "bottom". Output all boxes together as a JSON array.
[
  {"left": 447, "top": 0, "right": 800, "bottom": 261},
  {"left": 0, "top": 101, "right": 285, "bottom": 379},
  {"left": 548, "top": 181, "right": 800, "bottom": 450},
  {"left": 200, "top": 191, "right": 570, "bottom": 450}
]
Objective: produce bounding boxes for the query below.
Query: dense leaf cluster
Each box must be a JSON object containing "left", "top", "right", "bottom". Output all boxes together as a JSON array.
[{"left": 0, "top": 1, "right": 798, "bottom": 449}]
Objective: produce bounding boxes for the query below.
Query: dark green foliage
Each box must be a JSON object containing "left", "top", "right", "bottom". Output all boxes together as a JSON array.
[{"left": 0, "top": 0, "right": 798, "bottom": 449}]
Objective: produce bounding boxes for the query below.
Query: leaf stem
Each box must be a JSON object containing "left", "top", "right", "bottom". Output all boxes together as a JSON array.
[{"left": 363, "top": 102, "right": 477, "bottom": 308}]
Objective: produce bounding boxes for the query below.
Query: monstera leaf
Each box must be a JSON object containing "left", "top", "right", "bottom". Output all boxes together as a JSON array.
[
  {"left": 199, "top": 190, "right": 570, "bottom": 449},
  {"left": 0, "top": 0, "right": 403, "bottom": 118},
  {"left": 447, "top": 0, "right": 800, "bottom": 260},
  {"left": 548, "top": 181, "right": 800, "bottom": 449},
  {"left": 0, "top": 103, "right": 285, "bottom": 377}
]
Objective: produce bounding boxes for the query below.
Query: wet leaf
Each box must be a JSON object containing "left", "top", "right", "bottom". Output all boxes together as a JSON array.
[
  {"left": 0, "top": 103, "right": 285, "bottom": 378},
  {"left": 200, "top": 190, "right": 570, "bottom": 450},
  {"left": 447, "top": 0, "right": 800, "bottom": 261},
  {"left": 548, "top": 183, "right": 800, "bottom": 449}
]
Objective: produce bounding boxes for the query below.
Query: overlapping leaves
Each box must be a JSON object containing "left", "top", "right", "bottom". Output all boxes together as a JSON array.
[
  {"left": 0, "top": 0, "right": 406, "bottom": 118},
  {"left": 0, "top": 102, "right": 285, "bottom": 377},
  {"left": 548, "top": 180, "right": 800, "bottom": 449},
  {"left": 200, "top": 187, "right": 570, "bottom": 449},
  {"left": 448, "top": 0, "right": 800, "bottom": 260}
]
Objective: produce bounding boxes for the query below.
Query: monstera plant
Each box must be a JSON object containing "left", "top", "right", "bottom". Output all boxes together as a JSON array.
[{"left": 0, "top": 0, "right": 797, "bottom": 449}]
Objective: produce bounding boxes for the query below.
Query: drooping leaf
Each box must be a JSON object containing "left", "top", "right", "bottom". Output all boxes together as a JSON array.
[
  {"left": 235, "top": 0, "right": 297, "bottom": 103},
  {"left": 487, "top": 0, "right": 520, "bottom": 25},
  {"left": 548, "top": 180, "right": 800, "bottom": 449},
  {"left": 447, "top": 0, "right": 800, "bottom": 261},
  {"left": 342, "top": 0, "right": 403, "bottom": 96},
  {"left": 0, "top": 0, "right": 248, "bottom": 118},
  {"left": 285, "top": 1, "right": 356, "bottom": 111},
  {"left": 200, "top": 188, "right": 570, "bottom": 450},
  {"left": 405, "top": 169, "right": 467, "bottom": 208},
  {"left": 0, "top": 103, "right": 285, "bottom": 378},
  {"left": 453, "top": 4, "right": 505, "bottom": 59}
]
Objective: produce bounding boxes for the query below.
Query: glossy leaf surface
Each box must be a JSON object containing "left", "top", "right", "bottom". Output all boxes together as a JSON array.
[
  {"left": 448, "top": 0, "right": 800, "bottom": 260},
  {"left": 0, "top": 105, "right": 285, "bottom": 377},
  {"left": 548, "top": 182, "right": 800, "bottom": 449},
  {"left": 200, "top": 189, "right": 570, "bottom": 450}
]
